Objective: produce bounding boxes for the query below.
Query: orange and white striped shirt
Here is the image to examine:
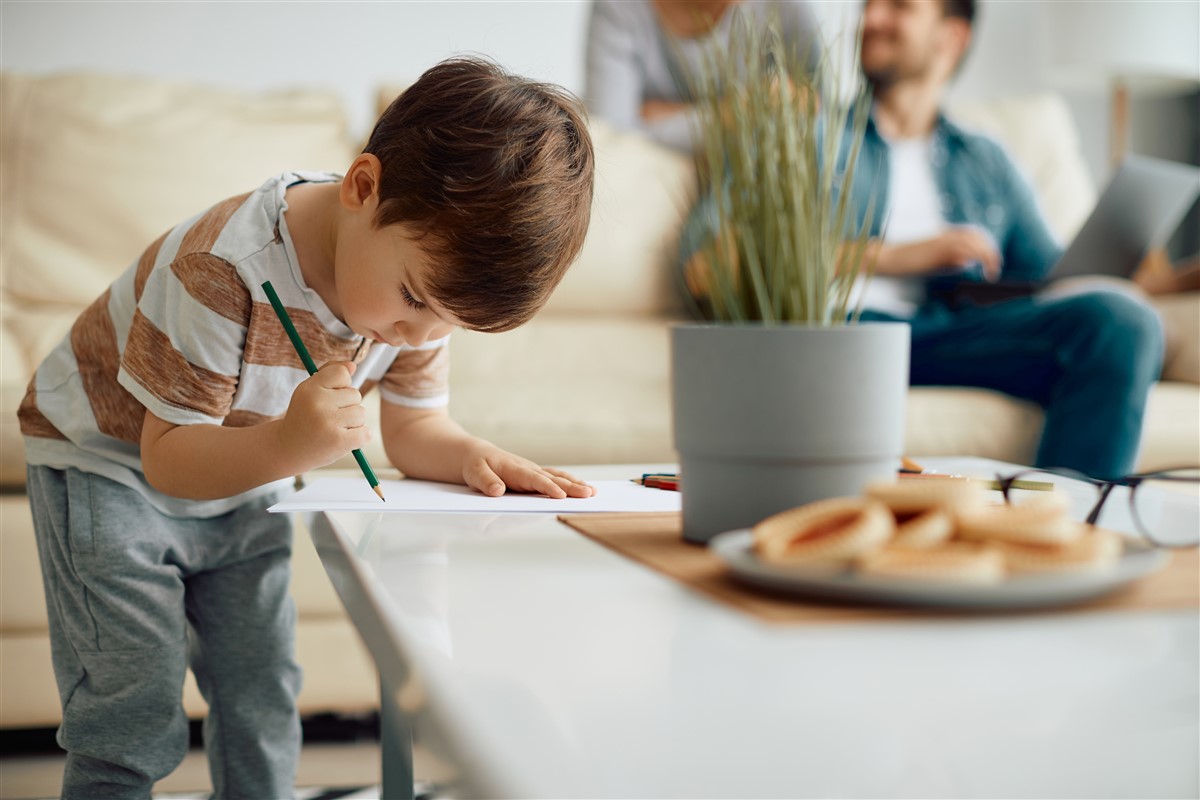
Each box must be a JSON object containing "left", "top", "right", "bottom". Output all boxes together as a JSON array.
[{"left": 19, "top": 172, "right": 450, "bottom": 517}]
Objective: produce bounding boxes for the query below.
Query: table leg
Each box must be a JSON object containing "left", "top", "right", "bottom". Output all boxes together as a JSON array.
[{"left": 380, "top": 672, "right": 414, "bottom": 800}]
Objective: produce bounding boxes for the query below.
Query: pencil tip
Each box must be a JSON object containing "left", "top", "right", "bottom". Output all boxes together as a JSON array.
[{"left": 374, "top": 486, "right": 386, "bottom": 502}]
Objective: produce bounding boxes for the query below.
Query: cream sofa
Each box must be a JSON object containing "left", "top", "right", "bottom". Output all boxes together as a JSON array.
[{"left": 2, "top": 72, "right": 1197, "bottom": 730}]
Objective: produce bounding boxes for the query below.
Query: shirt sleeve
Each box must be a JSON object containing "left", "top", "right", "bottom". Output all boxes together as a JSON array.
[
  {"left": 585, "top": 0, "right": 649, "bottom": 135},
  {"left": 117, "top": 252, "right": 250, "bottom": 426},
  {"left": 585, "top": 0, "right": 700, "bottom": 153},
  {"left": 379, "top": 339, "right": 450, "bottom": 409},
  {"left": 993, "top": 146, "right": 1065, "bottom": 282},
  {"left": 775, "top": 0, "right": 825, "bottom": 73}
]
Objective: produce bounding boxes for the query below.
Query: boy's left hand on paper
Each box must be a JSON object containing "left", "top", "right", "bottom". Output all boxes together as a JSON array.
[{"left": 461, "top": 442, "right": 595, "bottom": 499}]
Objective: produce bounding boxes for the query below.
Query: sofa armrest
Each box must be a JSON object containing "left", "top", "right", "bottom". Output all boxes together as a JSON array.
[{"left": 1154, "top": 292, "right": 1200, "bottom": 385}]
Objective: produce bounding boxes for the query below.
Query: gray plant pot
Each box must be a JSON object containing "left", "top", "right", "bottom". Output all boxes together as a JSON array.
[{"left": 671, "top": 322, "right": 911, "bottom": 544}]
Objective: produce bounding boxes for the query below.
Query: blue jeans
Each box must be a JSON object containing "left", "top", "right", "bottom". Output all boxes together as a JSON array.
[
  {"left": 863, "top": 288, "right": 1164, "bottom": 480},
  {"left": 26, "top": 465, "right": 302, "bottom": 799}
]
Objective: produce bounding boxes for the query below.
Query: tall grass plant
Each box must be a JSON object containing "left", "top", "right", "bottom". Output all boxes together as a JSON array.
[{"left": 690, "top": 11, "right": 876, "bottom": 324}]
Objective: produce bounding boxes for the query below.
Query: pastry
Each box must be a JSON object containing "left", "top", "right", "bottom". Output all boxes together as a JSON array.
[
  {"left": 996, "top": 526, "right": 1124, "bottom": 573},
  {"left": 754, "top": 497, "right": 894, "bottom": 563},
  {"left": 857, "top": 542, "right": 1006, "bottom": 585},
  {"left": 892, "top": 508, "right": 956, "bottom": 549},
  {"left": 957, "top": 494, "right": 1081, "bottom": 545}
]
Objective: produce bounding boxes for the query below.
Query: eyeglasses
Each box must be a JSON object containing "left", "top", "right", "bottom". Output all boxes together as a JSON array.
[{"left": 995, "top": 466, "right": 1200, "bottom": 549}]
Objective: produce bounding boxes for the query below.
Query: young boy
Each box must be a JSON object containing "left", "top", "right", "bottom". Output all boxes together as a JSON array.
[{"left": 18, "top": 57, "right": 595, "bottom": 798}]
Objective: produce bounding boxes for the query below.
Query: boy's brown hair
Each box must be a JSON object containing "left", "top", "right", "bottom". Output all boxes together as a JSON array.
[{"left": 364, "top": 57, "right": 594, "bottom": 333}]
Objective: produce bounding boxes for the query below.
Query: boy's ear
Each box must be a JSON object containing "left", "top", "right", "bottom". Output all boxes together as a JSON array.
[{"left": 341, "top": 154, "right": 383, "bottom": 212}]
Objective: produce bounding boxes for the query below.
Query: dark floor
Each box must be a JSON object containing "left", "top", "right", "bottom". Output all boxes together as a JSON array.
[{"left": 0, "top": 714, "right": 388, "bottom": 800}]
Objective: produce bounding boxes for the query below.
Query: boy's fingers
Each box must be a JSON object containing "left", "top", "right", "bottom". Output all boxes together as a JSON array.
[
  {"left": 315, "top": 361, "right": 356, "bottom": 387},
  {"left": 507, "top": 467, "right": 566, "bottom": 499},
  {"left": 467, "top": 460, "right": 506, "bottom": 497},
  {"left": 536, "top": 473, "right": 569, "bottom": 499},
  {"left": 331, "top": 387, "right": 363, "bottom": 408},
  {"left": 544, "top": 467, "right": 594, "bottom": 487},
  {"left": 468, "top": 458, "right": 594, "bottom": 500},
  {"left": 337, "top": 405, "right": 367, "bottom": 429},
  {"left": 541, "top": 468, "right": 595, "bottom": 497},
  {"left": 555, "top": 476, "right": 595, "bottom": 498}
]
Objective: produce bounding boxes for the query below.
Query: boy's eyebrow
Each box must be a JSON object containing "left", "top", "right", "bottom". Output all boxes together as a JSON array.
[
  {"left": 392, "top": 229, "right": 461, "bottom": 327},
  {"left": 404, "top": 270, "right": 461, "bottom": 328}
]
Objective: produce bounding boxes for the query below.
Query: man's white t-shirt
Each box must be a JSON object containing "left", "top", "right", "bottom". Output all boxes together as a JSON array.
[{"left": 856, "top": 135, "right": 944, "bottom": 318}]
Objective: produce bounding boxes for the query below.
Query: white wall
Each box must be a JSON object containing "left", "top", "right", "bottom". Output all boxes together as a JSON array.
[
  {"left": 3, "top": 0, "right": 1194, "bottom": 191},
  {"left": 1, "top": 1, "right": 593, "bottom": 142}
]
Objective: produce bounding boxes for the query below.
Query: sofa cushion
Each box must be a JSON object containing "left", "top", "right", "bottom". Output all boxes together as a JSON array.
[
  {"left": 1140, "top": 381, "right": 1200, "bottom": 471},
  {"left": 0, "top": 71, "right": 356, "bottom": 487},
  {"left": 0, "top": 313, "right": 29, "bottom": 485},
  {"left": 905, "top": 386, "right": 1043, "bottom": 466},
  {"left": 447, "top": 315, "right": 678, "bottom": 465},
  {"left": 542, "top": 120, "right": 697, "bottom": 318},
  {"left": 1, "top": 71, "right": 354, "bottom": 313}
]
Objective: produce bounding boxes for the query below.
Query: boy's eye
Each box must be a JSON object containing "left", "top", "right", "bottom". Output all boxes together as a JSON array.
[{"left": 400, "top": 285, "right": 427, "bottom": 311}]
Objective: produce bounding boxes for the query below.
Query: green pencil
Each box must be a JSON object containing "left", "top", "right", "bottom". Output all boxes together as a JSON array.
[{"left": 262, "top": 281, "right": 385, "bottom": 502}]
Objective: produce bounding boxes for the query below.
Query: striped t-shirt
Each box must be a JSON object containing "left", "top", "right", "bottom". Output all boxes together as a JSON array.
[{"left": 19, "top": 171, "right": 450, "bottom": 518}]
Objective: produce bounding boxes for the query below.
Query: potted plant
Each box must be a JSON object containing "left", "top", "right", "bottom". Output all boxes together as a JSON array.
[{"left": 674, "top": 12, "right": 910, "bottom": 544}]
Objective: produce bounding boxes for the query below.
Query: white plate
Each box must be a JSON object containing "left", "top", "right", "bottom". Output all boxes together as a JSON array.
[{"left": 708, "top": 529, "right": 1172, "bottom": 610}]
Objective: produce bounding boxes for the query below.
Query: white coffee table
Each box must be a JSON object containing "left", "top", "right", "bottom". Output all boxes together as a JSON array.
[{"left": 306, "top": 458, "right": 1199, "bottom": 799}]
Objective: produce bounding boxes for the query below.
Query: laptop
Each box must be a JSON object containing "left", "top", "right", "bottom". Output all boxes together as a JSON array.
[{"left": 942, "top": 153, "right": 1200, "bottom": 306}]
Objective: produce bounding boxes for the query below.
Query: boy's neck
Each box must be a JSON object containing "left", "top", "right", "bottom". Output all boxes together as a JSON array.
[{"left": 283, "top": 182, "right": 343, "bottom": 319}]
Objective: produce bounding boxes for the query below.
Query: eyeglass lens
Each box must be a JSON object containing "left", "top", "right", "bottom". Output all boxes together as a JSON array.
[{"left": 1131, "top": 469, "right": 1200, "bottom": 548}]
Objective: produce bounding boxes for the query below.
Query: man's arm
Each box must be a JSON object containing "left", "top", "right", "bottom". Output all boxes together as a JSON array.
[
  {"left": 992, "top": 146, "right": 1063, "bottom": 282},
  {"left": 870, "top": 229, "right": 1001, "bottom": 280}
]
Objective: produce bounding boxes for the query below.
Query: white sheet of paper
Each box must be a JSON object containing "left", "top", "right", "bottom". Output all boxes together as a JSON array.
[{"left": 267, "top": 477, "right": 681, "bottom": 514}]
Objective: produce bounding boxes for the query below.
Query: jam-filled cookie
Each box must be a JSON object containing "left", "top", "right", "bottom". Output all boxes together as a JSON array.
[
  {"left": 957, "top": 494, "right": 1080, "bottom": 545},
  {"left": 754, "top": 497, "right": 894, "bottom": 564},
  {"left": 857, "top": 542, "right": 1006, "bottom": 585},
  {"left": 892, "top": 508, "right": 956, "bottom": 549},
  {"left": 865, "top": 478, "right": 986, "bottom": 516},
  {"left": 995, "top": 526, "right": 1123, "bottom": 574}
]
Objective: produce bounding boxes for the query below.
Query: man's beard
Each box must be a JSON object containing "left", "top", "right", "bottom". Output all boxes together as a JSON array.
[
  {"left": 862, "top": 66, "right": 898, "bottom": 92},
  {"left": 862, "top": 51, "right": 933, "bottom": 91}
]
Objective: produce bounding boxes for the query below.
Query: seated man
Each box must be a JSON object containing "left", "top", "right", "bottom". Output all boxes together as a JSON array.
[{"left": 680, "top": 0, "right": 1164, "bottom": 480}]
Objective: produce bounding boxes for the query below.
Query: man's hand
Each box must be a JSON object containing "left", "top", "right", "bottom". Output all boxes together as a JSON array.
[
  {"left": 460, "top": 441, "right": 596, "bottom": 499},
  {"left": 874, "top": 226, "right": 1001, "bottom": 281},
  {"left": 279, "top": 361, "right": 369, "bottom": 471},
  {"left": 641, "top": 99, "right": 690, "bottom": 122},
  {"left": 930, "top": 226, "right": 1002, "bottom": 281}
]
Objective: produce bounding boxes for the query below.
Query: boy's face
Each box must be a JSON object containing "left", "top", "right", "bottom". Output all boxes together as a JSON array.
[
  {"left": 336, "top": 221, "right": 459, "bottom": 348},
  {"left": 336, "top": 159, "right": 461, "bottom": 348}
]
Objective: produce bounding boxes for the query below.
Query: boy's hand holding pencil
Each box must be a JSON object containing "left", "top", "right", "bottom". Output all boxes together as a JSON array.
[
  {"left": 263, "top": 280, "right": 384, "bottom": 500},
  {"left": 278, "top": 361, "right": 372, "bottom": 471}
]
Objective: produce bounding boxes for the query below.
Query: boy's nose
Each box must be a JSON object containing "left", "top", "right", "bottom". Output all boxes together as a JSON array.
[{"left": 395, "top": 319, "right": 441, "bottom": 348}]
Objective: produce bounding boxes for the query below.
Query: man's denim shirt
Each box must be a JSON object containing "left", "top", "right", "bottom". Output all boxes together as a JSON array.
[
  {"left": 680, "top": 106, "right": 1066, "bottom": 301},
  {"left": 848, "top": 108, "right": 1064, "bottom": 286}
]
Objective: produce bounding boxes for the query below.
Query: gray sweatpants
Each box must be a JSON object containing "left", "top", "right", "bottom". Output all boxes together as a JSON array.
[{"left": 27, "top": 465, "right": 303, "bottom": 799}]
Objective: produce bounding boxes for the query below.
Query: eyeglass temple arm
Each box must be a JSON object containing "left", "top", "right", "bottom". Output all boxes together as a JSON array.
[{"left": 1086, "top": 482, "right": 1120, "bottom": 526}]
